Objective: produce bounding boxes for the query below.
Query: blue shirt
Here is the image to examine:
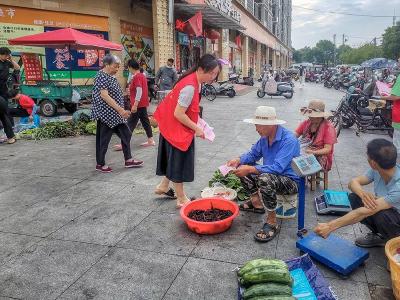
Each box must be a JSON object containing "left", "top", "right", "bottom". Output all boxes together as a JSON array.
[
  {"left": 365, "top": 165, "right": 400, "bottom": 210},
  {"left": 240, "top": 126, "right": 300, "bottom": 181}
]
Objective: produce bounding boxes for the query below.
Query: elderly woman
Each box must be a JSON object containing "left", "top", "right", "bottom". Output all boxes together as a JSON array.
[
  {"left": 154, "top": 54, "right": 221, "bottom": 207},
  {"left": 91, "top": 54, "right": 143, "bottom": 173},
  {"left": 295, "top": 99, "right": 337, "bottom": 172}
]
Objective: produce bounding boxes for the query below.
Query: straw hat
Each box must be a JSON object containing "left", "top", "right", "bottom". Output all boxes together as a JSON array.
[
  {"left": 299, "top": 100, "right": 332, "bottom": 118},
  {"left": 243, "top": 106, "right": 286, "bottom": 125}
]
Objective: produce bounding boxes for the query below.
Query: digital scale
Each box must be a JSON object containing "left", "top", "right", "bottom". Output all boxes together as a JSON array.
[
  {"left": 292, "top": 155, "right": 369, "bottom": 277},
  {"left": 315, "top": 190, "right": 352, "bottom": 215}
]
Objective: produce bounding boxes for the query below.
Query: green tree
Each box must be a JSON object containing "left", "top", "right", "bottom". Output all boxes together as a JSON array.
[
  {"left": 337, "top": 45, "right": 352, "bottom": 64},
  {"left": 382, "top": 21, "right": 400, "bottom": 60},
  {"left": 293, "top": 49, "right": 302, "bottom": 63},
  {"left": 314, "top": 40, "right": 335, "bottom": 64},
  {"left": 339, "top": 44, "right": 382, "bottom": 64}
]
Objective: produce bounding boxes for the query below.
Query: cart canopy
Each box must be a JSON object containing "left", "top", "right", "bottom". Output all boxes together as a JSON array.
[{"left": 8, "top": 27, "right": 122, "bottom": 51}]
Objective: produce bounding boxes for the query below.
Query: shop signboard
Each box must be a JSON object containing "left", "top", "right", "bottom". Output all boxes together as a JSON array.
[
  {"left": 177, "top": 32, "right": 204, "bottom": 48},
  {"left": 120, "top": 20, "right": 154, "bottom": 76},
  {"left": 205, "top": 0, "right": 241, "bottom": 23},
  {"left": 0, "top": 5, "right": 109, "bottom": 79}
]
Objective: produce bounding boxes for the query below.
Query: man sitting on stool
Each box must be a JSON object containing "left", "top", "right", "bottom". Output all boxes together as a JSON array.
[
  {"left": 315, "top": 139, "right": 400, "bottom": 247},
  {"left": 227, "top": 106, "right": 300, "bottom": 243}
]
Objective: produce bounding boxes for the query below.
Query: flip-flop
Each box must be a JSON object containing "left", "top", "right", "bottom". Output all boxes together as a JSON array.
[
  {"left": 254, "top": 223, "right": 280, "bottom": 243},
  {"left": 113, "top": 144, "right": 123, "bottom": 151},
  {"left": 239, "top": 200, "right": 265, "bottom": 214},
  {"left": 140, "top": 141, "right": 156, "bottom": 147},
  {"left": 154, "top": 188, "right": 176, "bottom": 199}
]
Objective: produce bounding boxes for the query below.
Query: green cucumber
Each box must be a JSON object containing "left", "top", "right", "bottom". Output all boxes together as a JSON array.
[
  {"left": 243, "top": 283, "right": 292, "bottom": 299},
  {"left": 247, "top": 296, "right": 295, "bottom": 300},
  {"left": 238, "top": 259, "right": 288, "bottom": 277},
  {"left": 241, "top": 267, "right": 292, "bottom": 286}
]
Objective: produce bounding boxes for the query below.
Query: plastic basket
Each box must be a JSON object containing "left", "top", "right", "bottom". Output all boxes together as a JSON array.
[
  {"left": 180, "top": 197, "right": 239, "bottom": 235},
  {"left": 385, "top": 237, "right": 400, "bottom": 300}
]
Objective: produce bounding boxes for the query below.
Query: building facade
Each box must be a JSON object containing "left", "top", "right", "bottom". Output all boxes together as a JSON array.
[{"left": 0, "top": 0, "right": 292, "bottom": 84}]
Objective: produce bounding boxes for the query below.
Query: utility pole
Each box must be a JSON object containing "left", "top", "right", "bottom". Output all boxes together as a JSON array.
[
  {"left": 333, "top": 34, "right": 336, "bottom": 67},
  {"left": 342, "top": 34, "right": 345, "bottom": 46},
  {"left": 394, "top": 8, "right": 396, "bottom": 26}
]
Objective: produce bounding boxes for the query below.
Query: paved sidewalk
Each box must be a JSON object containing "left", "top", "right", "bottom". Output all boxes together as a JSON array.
[{"left": 0, "top": 83, "right": 394, "bottom": 299}]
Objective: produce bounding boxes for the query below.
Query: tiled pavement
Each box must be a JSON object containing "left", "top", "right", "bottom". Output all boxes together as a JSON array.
[{"left": 0, "top": 82, "right": 394, "bottom": 299}]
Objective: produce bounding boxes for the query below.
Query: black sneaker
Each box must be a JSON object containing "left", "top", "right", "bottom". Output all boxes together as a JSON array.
[{"left": 355, "top": 232, "right": 387, "bottom": 248}]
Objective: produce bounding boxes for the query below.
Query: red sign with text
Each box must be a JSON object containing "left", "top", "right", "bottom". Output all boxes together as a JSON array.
[{"left": 22, "top": 53, "right": 43, "bottom": 81}]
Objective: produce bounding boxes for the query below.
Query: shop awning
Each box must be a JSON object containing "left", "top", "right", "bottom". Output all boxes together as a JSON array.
[{"left": 174, "top": 3, "right": 245, "bottom": 31}]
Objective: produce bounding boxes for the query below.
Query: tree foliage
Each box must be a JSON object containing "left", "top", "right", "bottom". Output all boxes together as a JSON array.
[
  {"left": 293, "top": 22, "right": 400, "bottom": 65},
  {"left": 382, "top": 21, "right": 400, "bottom": 60}
]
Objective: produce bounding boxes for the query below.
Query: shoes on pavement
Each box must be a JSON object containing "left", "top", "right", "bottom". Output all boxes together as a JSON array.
[
  {"left": 95, "top": 165, "right": 113, "bottom": 173},
  {"left": 355, "top": 232, "right": 387, "bottom": 248},
  {"left": 125, "top": 160, "right": 144, "bottom": 168}
]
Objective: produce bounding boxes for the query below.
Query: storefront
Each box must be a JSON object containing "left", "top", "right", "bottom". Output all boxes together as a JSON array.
[
  {"left": 120, "top": 20, "right": 155, "bottom": 76},
  {"left": 0, "top": 4, "right": 109, "bottom": 80},
  {"left": 228, "top": 30, "right": 242, "bottom": 73},
  {"left": 175, "top": 31, "right": 204, "bottom": 72}
]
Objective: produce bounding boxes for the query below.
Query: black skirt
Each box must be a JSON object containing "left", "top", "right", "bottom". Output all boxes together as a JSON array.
[{"left": 156, "top": 134, "right": 195, "bottom": 183}]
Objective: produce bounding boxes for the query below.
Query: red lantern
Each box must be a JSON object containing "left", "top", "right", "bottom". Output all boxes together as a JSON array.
[{"left": 206, "top": 29, "right": 220, "bottom": 41}]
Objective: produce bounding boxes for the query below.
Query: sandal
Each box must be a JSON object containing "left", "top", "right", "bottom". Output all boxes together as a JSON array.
[
  {"left": 254, "top": 223, "right": 280, "bottom": 243},
  {"left": 154, "top": 187, "right": 176, "bottom": 199},
  {"left": 7, "top": 137, "right": 16, "bottom": 144},
  {"left": 239, "top": 200, "right": 265, "bottom": 214}
]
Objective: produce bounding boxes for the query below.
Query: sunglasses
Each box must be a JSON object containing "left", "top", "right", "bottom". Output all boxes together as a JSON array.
[{"left": 300, "top": 107, "right": 323, "bottom": 114}]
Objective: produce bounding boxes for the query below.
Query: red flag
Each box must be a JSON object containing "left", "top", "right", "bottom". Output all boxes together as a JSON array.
[
  {"left": 187, "top": 11, "right": 202, "bottom": 37},
  {"left": 235, "top": 35, "right": 242, "bottom": 49}
]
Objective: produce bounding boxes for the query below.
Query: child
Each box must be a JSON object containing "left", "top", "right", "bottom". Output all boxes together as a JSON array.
[{"left": 8, "top": 89, "right": 35, "bottom": 126}]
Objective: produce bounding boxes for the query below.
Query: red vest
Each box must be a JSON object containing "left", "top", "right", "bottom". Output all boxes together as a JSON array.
[{"left": 154, "top": 72, "right": 200, "bottom": 151}]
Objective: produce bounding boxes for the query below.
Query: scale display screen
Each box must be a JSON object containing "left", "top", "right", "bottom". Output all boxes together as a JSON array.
[{"left": 291, "top": 155, "right": 322, "bottom": 177}]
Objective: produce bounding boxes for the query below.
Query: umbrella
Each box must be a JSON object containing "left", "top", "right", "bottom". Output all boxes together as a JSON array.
[
  {"left": 360, "top": 58, "right": 397, "bottom": 70},
  {"left": 8, "top": 27, "right": 123, "bottom": 83},
  {"left": 8, "top": 27, "right": 123, "bottom": 51}
]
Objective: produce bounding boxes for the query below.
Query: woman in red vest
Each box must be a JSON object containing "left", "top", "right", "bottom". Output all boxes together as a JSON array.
[{"left": 154, "top": 54, "right": 220, "bottom": 207}]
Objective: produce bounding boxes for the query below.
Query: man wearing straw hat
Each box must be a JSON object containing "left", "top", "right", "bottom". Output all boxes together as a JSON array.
[{"left": 227, "top": 106, "right": 300, "bottom": 243}]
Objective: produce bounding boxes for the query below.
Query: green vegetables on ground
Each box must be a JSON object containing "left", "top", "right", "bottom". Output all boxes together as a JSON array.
[
  {"left": 238, "top": 258, "right": 294, "bottom": 300},
  {"left": 17, "top": 120, "right": 97, "bottom": 140},
  {"left": 209, "top": 170, "right": 249, "bottom": 201}
]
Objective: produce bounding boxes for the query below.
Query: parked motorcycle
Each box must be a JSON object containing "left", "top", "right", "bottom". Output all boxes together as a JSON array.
[
  {"left": 213, "top": 81, "right": 236, "bottom": 98},
  {"left": 257, "top": 74, "right": 293, "bottom": 99}
]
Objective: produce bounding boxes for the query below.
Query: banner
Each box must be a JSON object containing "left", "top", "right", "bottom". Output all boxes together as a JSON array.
[
  {"left": 21, "top": 53, "right": 43, "bottom": 81},
  {"left": 44, "top": 27, "right": 108, "bottom": 72},
  {"left": 0, "top": 23, "right": 44, "bottom": 54},
  {"left": 0, "top": 5, "right": 109, "bottom": 79},
  {"left": 120, "top": 20, "right": 154, "bottom": 76}
]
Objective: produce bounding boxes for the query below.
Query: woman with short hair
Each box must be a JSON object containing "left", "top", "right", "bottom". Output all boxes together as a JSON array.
[{"left": 91, "top": 54, "right": 143, "bottom": 173}]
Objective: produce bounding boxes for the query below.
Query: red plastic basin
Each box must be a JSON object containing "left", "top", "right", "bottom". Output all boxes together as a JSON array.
[{"left": 180, "top": 197, "right": 239, "bottom": 235}]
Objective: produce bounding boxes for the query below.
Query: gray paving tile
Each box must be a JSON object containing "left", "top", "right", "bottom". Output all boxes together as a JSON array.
[
  {"left": 0, "top": 239, "right": 108, "bottom": 299},
  {"left": 0, "top": 233, "right": 42, "bottom": 266},
  {"left": 59, "top": 247, "right": 186, "bottom": 300},
  {"left": 329, "top": 278, "right": 371, "bottom": 300},
  {"left": 117, "top": 211, "right": 201, "bottom": 256},
  {"left": 192, "top": 229, "right": 278, "bottom": 265},
  {"left": 0, "top": 196, "right": 101, "bottom": 237},
  {"left": 49, "top": 197, "right": 150, "bottom": 246},
  {"left": 163, "top": 257, "right": 237, "bottom": 300}
]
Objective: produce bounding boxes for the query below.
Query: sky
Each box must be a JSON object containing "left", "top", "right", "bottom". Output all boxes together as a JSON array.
[{"left": 292, "top": 0, "right": 400, "bottom": 49}]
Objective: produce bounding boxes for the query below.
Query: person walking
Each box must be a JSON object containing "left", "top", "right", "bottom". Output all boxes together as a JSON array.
[
  {"left": 114, "top": 59, "right": 155, "bottom": 150},
  {"left": 0, "top": 96, "right": 15, "bottom": 144},
  {"left": 153, "top": 54, "right": 221, "bottom": 207},
  {"left": 155, "top": 58, "right": 178, "bottom": 91},
  {"left": 299, "top": 65, "right": 305, "bottom": 88},
  {"left": 0, "top": 47, "right": 20, "bottom": 99},
  {"left": 91, "top": 54, "right": 143, "bottom": 173}
]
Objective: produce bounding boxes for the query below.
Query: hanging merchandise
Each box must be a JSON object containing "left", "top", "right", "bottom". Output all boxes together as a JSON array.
[{"left": 206, "top": 29, "right": 220, "bottom": 43}]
